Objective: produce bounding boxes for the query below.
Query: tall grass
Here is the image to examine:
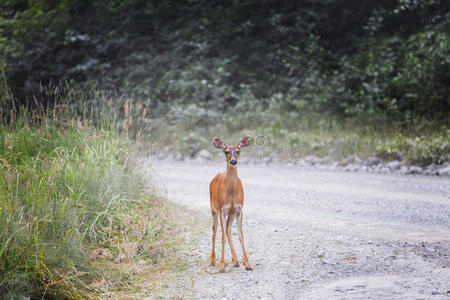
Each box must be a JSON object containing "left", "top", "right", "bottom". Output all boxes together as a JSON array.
[
  {"left": 1, "top": 122, "right": 126, "bottom": 297},
  {"left": 0, "top": 87, "right": 185, "bottom": 299}
]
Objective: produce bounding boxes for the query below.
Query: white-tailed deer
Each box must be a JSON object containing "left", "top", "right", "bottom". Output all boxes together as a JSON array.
[{"left": 209, "top": 136, "right": 252, "bottom": 272}]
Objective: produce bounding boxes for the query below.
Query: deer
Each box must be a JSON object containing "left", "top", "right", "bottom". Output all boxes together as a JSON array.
[{"left": 209, "top": 135, "right": 252, "bottom": 272}]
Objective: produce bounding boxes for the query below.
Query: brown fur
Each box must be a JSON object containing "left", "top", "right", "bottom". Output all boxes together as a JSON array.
[{"left": 209, "top": 137, "right": 252, "bottom": 272}]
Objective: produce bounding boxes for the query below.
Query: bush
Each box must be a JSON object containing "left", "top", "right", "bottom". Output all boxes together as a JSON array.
[
  {"left": 376, "top": 130, "right": 450, "bottom": 166},
  {"left": 1, "top": 1, "right": 448, "bottom": 123}
]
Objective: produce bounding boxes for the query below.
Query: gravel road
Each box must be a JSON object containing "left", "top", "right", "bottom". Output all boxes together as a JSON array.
[{"left": 148, "top": 159, "right": 450, "bottom": 299}]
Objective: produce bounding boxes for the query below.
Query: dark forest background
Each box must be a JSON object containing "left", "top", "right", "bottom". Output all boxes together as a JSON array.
[{"left": 1, "top": 0, "right": 449, "bottom": 122}]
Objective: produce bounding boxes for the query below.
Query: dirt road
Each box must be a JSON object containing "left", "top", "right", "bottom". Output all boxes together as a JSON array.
[{"left": 149, "top": 160, "right": 450, "bottom": 299}]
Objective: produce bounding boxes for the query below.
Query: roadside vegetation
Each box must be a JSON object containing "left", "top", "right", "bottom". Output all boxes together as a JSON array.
[
  {"left": 1, "top": 0, "right": 448, "bottom": 167},
  {"left": 0, "top": 91, "right": 191, "bottom": 299},
  {"left": 150, "top": 109, "right": 449, "bottom": 167}
]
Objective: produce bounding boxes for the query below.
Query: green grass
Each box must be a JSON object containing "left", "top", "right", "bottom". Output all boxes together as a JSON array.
[
  {"left": 148, "top": 109, "right": 450, "bottom": 167},
  {"left": 0, "top": 105, "right": 187, "bottom": 299}
]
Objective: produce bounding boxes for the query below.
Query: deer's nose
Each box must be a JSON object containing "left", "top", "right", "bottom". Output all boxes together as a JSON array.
[{"left": 230, "top": 159, "right": 237, "bottom": 165}]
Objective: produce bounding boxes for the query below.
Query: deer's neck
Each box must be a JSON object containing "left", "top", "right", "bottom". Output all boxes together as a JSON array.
[{"left": 226, "top": 165, "right": 238, "bottom": 193}]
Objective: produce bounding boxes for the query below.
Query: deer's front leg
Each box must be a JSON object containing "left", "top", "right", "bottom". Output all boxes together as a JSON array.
[
  {"left": 210, "top": 213, "right": 218, "bottom": 266},
  {"left": 219, "top": 211, "right": 226, "bottom": 272}
]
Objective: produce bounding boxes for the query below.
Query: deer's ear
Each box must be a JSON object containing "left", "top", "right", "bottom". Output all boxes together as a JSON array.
[
  {"left": 238, "top": 135, "right": 250, "bottom": 148},
  {"left": 213, "top": 137, "right": 225, "bottom": 149}
]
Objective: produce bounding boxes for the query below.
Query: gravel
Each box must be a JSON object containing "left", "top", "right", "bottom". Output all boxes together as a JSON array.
[{"left": 147, "top": 159, "right": 450, "bottom": 299}]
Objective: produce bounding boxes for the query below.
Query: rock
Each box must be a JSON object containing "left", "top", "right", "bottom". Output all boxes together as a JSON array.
[
  {"left": 399, "top": 166, "right": 408, "bottom": 174},
  {"left": 344, "top": 163, "right": 360, "bottom": 172},
  {"left": 387, "top": 160, "right": 402, "bottom": 171},
  {"left": 424, "top": 163, "right": 439, "bottom": 175},
  {"left": 341, "top": 155, "right": 361, "bottom": 166},
  {"left": 438, "top": 166, "right": 450, "bottom": 176},
  {"left": 364, "top": 156, "right": 382, "bottom": 166},
  {"left": 303, "top": 155, "right": 323, "bottom": 166},
  {"left": 380, "top": 167, "right": 389, "bottom": 174},
  {"left": 406, "top": 165, "right": 422, "bottom": 174},
  {"left": 198, "top": 149, "right": 211, "bottom": 160}
]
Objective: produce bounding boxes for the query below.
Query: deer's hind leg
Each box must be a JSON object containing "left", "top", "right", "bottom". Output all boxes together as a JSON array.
[
  {"left": 225, "top": 213, "right": 239, "bottom": 267},
  {"left": 219, "top": 210, "right": 226, "bottom": 272},
  {"left": 236, "top": 208, "right": 252, "bottom": 270}
]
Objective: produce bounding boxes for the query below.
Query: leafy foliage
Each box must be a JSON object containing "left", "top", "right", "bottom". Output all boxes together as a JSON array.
[{"left": 0, "top": 0, "right": 449, "bottom": 122}]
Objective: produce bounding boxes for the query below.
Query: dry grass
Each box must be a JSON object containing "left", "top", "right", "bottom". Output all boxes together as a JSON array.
[{"left": 87, "top": 195, "right": 202, "bottom": 299}]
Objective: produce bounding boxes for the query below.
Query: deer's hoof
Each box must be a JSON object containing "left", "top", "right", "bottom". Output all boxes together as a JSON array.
[
  {"left": 234, "top": 263, "right": 240, "bottom": 267},
  {"left": 220, "top": 269, "right": 225, "bottom": 273},
  {"left": 245, "top": 267, "right": 253, "bottom": 271}
]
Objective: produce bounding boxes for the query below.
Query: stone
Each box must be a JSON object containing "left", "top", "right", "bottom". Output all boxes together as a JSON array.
[
  {"left": 344, "top": 163, "right": 360, "bottom": 172},
  {"left": 406, "top": 166, "right": 422, "bottom": 174},
  {"left": 424, "top": 163, "right": 439, "bottom": 175},
  {"left": 380, "top": 167, "right": 389, "bottom": 173},
  {"left": 387, "top": 160, "right": 402, "bottom": 171},
  {"left": 341, "top": 155, "right": 361, "bottom": 166},
  {"left": 438, "top": 166, "right": 450, "bottom": 176},
  {"left": 303, "top": 155, "right": 323, "bottom": 166},
  {"left": 364, "top": 156, "right": 382, "bottom": 166}
]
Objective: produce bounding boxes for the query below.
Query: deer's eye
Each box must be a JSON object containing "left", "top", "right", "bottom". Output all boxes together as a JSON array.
[
  {"left": 224, "top": 151, "right": 230, "bottom": 155},
  {"left": 237, "top": 151, "right": 240, "bottom": 155}
]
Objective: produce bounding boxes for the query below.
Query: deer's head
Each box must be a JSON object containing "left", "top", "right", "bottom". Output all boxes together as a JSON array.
[{"left": 213, "top": 136, "right": 250, "bottom": 166}]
